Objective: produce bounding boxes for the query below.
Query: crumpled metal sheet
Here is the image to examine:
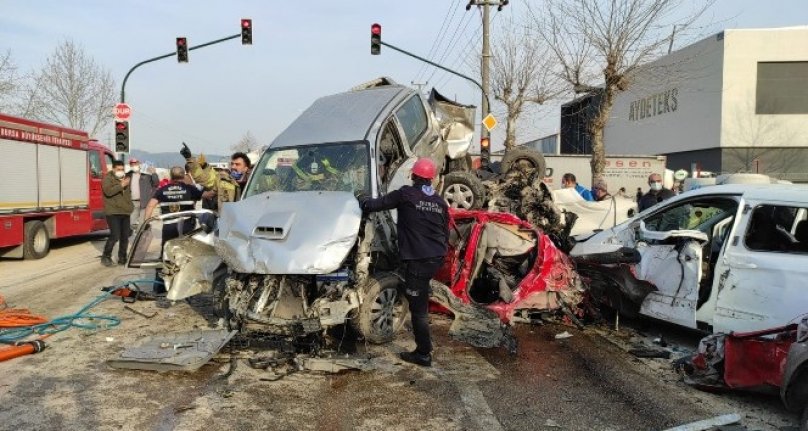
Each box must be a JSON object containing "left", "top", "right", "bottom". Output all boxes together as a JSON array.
[
  {"left": 216, "top": 191, "right": 362, "bottom": 275},
  {"left": 107, "top": 329, "right": 237, "bottom": 372},
  {"left": 163, "top": 236, "right": 222, "bottom": 301},
  {"left": 429, "top": 280, "right": 517, "bottom": 352}
]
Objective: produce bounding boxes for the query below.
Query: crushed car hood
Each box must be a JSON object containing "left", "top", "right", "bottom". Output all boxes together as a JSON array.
[{"left": 216, "top": 191, "right": 362, "bottom": 274}]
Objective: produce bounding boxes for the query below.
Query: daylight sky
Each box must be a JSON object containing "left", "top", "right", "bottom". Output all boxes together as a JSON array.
[{"left": 2, "top": 0, "right": 807, "bottom": 157}]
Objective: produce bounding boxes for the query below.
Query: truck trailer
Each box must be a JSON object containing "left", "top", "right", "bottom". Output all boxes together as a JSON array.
[{"left": 0, "top": 113, "right": 116, "bottom": 259}]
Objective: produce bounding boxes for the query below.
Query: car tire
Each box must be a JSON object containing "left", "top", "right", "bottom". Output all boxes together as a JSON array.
[
  {"left": 23, "top": 220, "right": 49, "bottom": 260},
  {"left": 442, "top": 171, "right": 486, "bottom": 210},
  {"left": 500, "top": 147, "right": 546, "bottom": 177},
  {"left": 353, "top": 273, "right": 408, "bottom": 344},
  {"left": 801, "top": 404, "right": 808, "bottom": 431}
]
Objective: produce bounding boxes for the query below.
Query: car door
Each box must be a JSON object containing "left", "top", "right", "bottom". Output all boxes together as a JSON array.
[
  {"left": 711, "top": 198, "right": 808, "bottom": 333},
  {"left": 634, "top": 197, "right": 738, "bottom": 328},
  {"left": 394, "top": 95, "right": 443, "bottom": 169},
  {"left": 87, "top": 150, "right": 108, "bottom": 230}
]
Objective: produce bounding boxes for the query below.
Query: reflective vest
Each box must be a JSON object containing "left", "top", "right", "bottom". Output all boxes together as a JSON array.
[{"left": 292, "top": 157, "right": 339, "bottom": 181}]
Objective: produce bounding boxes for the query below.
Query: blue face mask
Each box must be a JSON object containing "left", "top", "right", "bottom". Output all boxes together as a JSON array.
[{"left": 230, "top": 170, "right": 244, "bottom": 181}]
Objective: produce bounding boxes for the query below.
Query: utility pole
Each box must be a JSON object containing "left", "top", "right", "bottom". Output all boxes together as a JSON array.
[{"left": 466, "top": 0, "right": 508, "bottom": 143}]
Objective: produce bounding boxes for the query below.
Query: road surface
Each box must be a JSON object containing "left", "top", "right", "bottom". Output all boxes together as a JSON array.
[{"left": 0, "top": 236, "right": 799, "bottom": 430}]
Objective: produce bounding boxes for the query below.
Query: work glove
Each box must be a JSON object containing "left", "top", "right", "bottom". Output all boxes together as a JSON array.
[
  {"left": 180, "top": 142, "right": 192, "bottom": 159},
  {"left": 198, "top": 153, "right": 207, "bottom": 166}
]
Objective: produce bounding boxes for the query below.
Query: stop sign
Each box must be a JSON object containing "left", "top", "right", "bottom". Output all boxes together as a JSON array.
[{"left": 114, "top": 103, "right": 131, "bottom": 121}]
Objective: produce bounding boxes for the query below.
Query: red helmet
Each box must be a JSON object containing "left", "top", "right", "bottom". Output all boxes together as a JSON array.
[
  {"left": 411, "top": 158, "right": 437, "bottom": 180},
  {"left": 129, "top": 158, "right": 139, "bottom": 164}
]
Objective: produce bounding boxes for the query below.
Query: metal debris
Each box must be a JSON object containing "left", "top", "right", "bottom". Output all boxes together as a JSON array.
[
  {"left": 429, "top": 280, "right": 517, "bottom": 353},
  {"left": 107, "top": 329, "right": 237, "bottom": 372},
  {"left": 661, "top": 413, "right": 741, "bottom": 431}
]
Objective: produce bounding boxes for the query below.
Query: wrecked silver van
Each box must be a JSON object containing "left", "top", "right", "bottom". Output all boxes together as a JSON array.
[{"left": 129, "top": 78, "right": 480, "bottom": 344}]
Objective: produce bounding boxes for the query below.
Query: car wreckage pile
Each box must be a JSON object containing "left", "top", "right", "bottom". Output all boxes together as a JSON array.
[
  {"left": 126, "top": 78, "right": 585, "bottom": 369},
  {"left": 124, "top": 78, "right": 808, "bottom": 424}
]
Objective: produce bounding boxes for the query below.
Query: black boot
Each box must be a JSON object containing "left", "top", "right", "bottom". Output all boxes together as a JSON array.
[
  {"left": 101, "top": 256, "right": 114, "bottom": 267},
  {"left": 400, "top": 351, "right": 431, "bottom": 367}
]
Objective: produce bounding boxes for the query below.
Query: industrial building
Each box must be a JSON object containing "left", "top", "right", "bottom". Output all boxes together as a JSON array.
[{"left": 559, "top": 26, "right": 808, "bottom": 181}]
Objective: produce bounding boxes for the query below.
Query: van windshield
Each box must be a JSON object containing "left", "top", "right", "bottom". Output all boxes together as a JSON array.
[{"left": 243, "top": 141, "right": 370, "bottom": 198}]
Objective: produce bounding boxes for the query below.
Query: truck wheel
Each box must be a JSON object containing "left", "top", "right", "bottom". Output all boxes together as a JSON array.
[
  {"left": 442, "top": 171, "right": 486, "bottom": 210},
  {"left": 501, "top": 147, "right": 546, "bottom": 177},
  {"left": 23, "top": 220, "right": 49, "bottom": 259},
  {"left": 353, "top": 273, "right": 408, "bottom": 344}
]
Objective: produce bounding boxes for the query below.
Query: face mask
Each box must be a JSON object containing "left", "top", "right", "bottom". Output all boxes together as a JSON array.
[
  {"left": 230, "top": 170, "right": 244, "bottom": 181},
  {"left": 114, "top": 171, "right": 125, "bottom": 179},
  {"left": 649, "top": 181, "right": 662, "bottom": 191},
  {"left": 132, "top": 166, "right": 141, "bottom": 173}
]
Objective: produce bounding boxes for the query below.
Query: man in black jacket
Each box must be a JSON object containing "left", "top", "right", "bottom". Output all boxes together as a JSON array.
[
  {"left": 639, "top": 173, "right": 675, "bottom": 212},
  {"left": 358, "top": 158, "right": 449, "bottom": 367}
]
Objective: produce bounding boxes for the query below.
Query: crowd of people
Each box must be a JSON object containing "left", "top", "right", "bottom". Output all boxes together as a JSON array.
[
  {"left": 99, "top": 144, "right": 253, "bottom": 275},
  {"left": 560, "top": 171, "right": 676, "bottom": 211}
]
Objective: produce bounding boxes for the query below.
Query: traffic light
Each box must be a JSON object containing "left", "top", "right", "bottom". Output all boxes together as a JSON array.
[
  {"left": 115, "top": 121, "right": 130, "bottom": 153},
  {"left": 371, "top": 23, "right": 381, "bottom": 55},
  {"left": 241, "top": 19, "right": 252, "bottom": 45},
  {"left": 480, "top": 136, "right": 490, "bottom": 164},
  {"left": 176, "top": 37, "right": 188, "bottom": 63}
]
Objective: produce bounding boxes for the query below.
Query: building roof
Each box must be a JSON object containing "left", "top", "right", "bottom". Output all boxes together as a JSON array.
[{"left": 269, "top": 85, "right": 410, "bottom": 149}]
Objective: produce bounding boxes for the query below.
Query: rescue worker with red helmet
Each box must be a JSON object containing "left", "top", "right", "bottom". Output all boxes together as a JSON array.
[{"left": 357, "top": 158, "right": 449, "bottom": 367}]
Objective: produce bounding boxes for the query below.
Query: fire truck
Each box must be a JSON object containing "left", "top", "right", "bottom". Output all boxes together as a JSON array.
[{"left": 0, "top": 113, "right": 116, "bottom": 259}]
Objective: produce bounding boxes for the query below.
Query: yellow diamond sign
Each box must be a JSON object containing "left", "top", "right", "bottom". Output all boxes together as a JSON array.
[{"left": 482, "top": 113, "right": 498, "bottom": 132}]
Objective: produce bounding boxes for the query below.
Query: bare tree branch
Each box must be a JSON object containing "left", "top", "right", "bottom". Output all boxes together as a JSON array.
[
  {"left": 20, "top": 40, "right": 116, "bottom": 137},
  {"left": 531, "top": 0, "right": 716, "bottom": 176},
  {"left": 231, "top": 131, "right": 260, "bottom": 153},
  {"left": 488, "top": 17, "right": 565, "bottom": 149},
  {"left": 0, "top": 50, "right": 20, "bottom": 112}
]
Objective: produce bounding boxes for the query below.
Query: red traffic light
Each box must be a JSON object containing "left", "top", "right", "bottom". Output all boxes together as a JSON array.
[
  {"left": 176, "top": 37, "right": 186, "bottom": 46},
  {"left": 241, "top": 19, "right": 251, "bottom": 29},
  {"left": 371, "top": 23, "right": 381, "bottom": 35},
  {"left": 115, "top": 122, "right": 127, "bottom": 131}
]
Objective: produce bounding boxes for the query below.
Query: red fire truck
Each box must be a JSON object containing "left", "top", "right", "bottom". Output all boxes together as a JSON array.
[{"left": 0, "top": 113, "right": 116, "bottom": 259}]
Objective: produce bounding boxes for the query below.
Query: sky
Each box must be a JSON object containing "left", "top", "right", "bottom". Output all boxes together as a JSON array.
[{"left": 2, "top": 0, "right": 808, "bottom": 157}]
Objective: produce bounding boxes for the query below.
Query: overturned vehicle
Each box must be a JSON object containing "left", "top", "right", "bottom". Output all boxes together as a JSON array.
[{"left": 129, "top": 78, "right": 484, "bottom": 344}]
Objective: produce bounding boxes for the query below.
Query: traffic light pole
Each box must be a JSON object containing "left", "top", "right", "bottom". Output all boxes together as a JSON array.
[
  {"left": 120, "top": 33, "right": 240, "bottom": 103},
  {"left": 380, "top": 41, "right": 490, "bottom": 113},
  {"left": 380, "top": 40, "right": 491, "bottom": 166}
]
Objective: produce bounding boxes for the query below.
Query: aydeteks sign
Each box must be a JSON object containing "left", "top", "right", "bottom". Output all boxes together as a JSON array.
[{"left": 629, "top": 88, "right": 678, "bottom": 121}]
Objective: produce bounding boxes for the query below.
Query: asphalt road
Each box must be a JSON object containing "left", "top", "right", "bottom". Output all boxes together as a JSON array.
[{"left": 0, "top": 236, "right": 800, "bottom": 431}]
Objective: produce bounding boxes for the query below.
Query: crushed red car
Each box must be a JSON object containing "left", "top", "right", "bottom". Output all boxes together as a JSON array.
[{"left": 432, "top": 209, "right": 582, "bottom": 326}]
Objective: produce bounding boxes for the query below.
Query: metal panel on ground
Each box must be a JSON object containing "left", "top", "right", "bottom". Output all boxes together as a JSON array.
[
  {"left": 37, "top": 144, "right": 60, "bottom": 208},
  {"left": 0, "top": 139, "right": 38, "bottom": 212},
  {"left": 60, "top": 147, "right": 88, "bottom": 207}
]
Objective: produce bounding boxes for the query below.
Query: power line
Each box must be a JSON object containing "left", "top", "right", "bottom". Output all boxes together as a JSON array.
[
  {"left": 425, "top": 10, "right": 476, "bottom": 85},
  {"left": 414, "top": 0, "right": 461, "bottom": 83}
]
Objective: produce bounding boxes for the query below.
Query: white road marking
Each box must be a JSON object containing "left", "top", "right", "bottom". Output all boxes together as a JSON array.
[{"left": 454, "top": 381, "right": 505, "bottom": 431}]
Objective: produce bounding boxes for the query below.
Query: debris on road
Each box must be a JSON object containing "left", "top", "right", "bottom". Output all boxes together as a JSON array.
[
  {"left": 554, "top": 331, "right": 573, "bottom": 340},
  {"left": 430, "top": 280, "right": 517, "bottom": 352},
  {"left": 660, "top": 413, "right": 742, "bottom": 431},
  {"left": 107, "top": 329, "right": 237, "bottom": 372},
  {"left": 123, "top": 305, "right": 157, "bottom": 319}
]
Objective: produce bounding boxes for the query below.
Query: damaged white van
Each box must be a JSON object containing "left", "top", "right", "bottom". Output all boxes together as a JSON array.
[{"left": 571, "top": 184, "right": 808, "bottom": 333}]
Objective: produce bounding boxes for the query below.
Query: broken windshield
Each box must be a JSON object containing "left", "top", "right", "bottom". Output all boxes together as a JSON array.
[{"left": 243, "top": 141, "right": 370, "bottom": 198}]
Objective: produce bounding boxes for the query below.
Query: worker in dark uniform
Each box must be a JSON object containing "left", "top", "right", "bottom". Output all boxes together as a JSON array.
[
  {"left": 143, "top": 166, "right": 203, "bottom": 294},
  {"left": 357, "top": 158, "right": 449, "bottom": 367}
]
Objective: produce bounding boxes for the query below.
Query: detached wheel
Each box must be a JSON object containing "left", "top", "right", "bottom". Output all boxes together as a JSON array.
[
  {"left": 23, "top": 220, "right": 49, "bottom": 259},
  {"left": 501, "top": 147, "right": 546, "bottom": 177},
  {"left": 354, "top": 273, "right": 408, "bottom": 344},
  {"left": 442, "top": 171, "right": 486, "bottom": 209}
]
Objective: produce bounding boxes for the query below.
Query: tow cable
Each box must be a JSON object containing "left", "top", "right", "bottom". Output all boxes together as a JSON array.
[{"left": 0, "top": 279, "right": 158, "bottom": 363}]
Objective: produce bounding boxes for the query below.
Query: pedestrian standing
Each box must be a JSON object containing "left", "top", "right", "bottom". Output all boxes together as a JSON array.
[
  {"left": 357, "top": 158, "right": 449, "bottom": 367},
  {"left": 638, "top": 173, "right": 676, "bottom": 212},
  {"left": 101, "top": 160, "right": 134, "bottom": 267},
  {"left": 591, "top": 178, "right": 612, "bottom": 202},
  {"left": 126, "top": 159, "right": 159, "bottom": 229},
  {"left": 561, "top": 173, "right": 594, "bottom": 201},
  {"left": 143, "top": 166, "right": 204, "bottom": 294}
]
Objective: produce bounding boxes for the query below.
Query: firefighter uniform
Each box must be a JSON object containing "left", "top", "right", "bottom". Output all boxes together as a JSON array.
[{"left": 359, "top": 178, "right": 449, "bottom": 364}]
